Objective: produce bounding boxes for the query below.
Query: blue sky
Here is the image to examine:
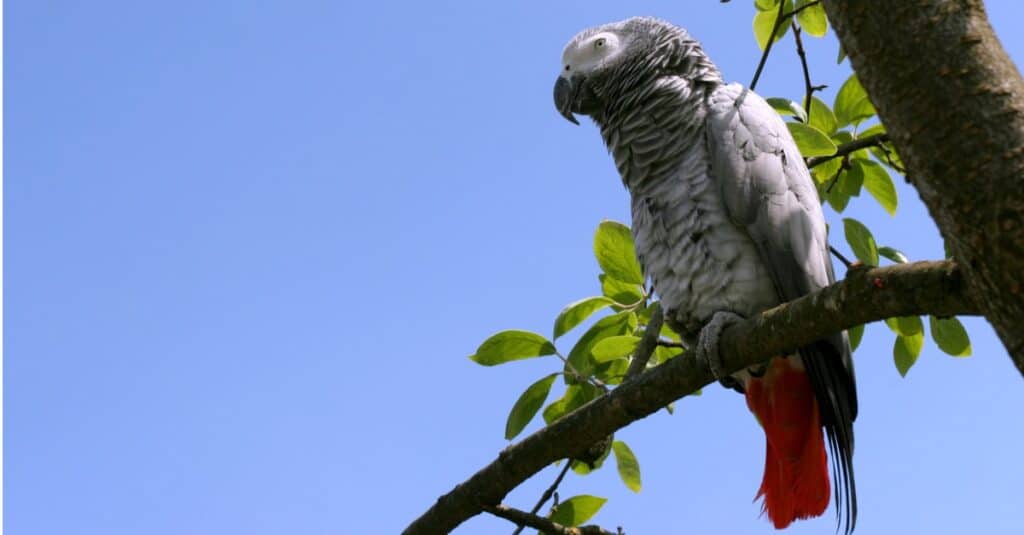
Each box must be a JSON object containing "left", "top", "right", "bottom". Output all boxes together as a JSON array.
[{"left": 7, "top": 1, "right": 1024, "bottom": 533}]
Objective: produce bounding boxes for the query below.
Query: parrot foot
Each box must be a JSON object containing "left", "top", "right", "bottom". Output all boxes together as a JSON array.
[{"left": 695, "top": 311, "right": 744, "bottom": 380}]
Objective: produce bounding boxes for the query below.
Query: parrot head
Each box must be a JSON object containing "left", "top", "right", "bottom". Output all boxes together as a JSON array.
[{"left": 554, "top": 17, "right": 721, "bottom": 124}]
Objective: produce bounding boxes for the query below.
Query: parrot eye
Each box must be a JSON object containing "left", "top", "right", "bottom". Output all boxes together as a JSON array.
[{"left": 595, "top": 38, "right": 606, "bottom": 48}]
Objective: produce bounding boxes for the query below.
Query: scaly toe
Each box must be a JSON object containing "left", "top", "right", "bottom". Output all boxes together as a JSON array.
[{"left": 696, "top": 311, "right": 744, "bottom": 380}]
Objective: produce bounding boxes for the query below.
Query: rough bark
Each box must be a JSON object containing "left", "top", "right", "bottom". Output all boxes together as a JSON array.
[
  {"left": 822, "top": 0, "right": 1024, "bottom": 374},
  {"left": 403, "top": 261, "right": 977, "bottom": 534}
]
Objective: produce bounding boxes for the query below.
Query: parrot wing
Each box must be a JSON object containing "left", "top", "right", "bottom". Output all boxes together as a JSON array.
[{"left": 705, "top": 82, "right": 857, "bottom": 533}]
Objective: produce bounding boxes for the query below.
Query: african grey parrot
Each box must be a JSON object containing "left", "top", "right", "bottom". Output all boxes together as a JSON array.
[{"left": 553, "top": 17, "right": 857, "bottom": 532}]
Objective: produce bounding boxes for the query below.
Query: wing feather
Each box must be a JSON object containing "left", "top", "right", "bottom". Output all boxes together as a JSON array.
[{"left": 705, "top": 83, "right": 858, "bottom": 534}]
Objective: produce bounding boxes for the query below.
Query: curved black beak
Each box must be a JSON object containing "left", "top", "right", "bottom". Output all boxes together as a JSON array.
[{"left": 553, "top": 76, "right": 580, "bottom": 125}]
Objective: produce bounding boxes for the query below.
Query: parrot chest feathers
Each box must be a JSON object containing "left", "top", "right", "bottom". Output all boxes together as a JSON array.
[
  {"left": 627, "top": 145, "right": 777, "bottom": 340},
  {"left": 598, "top": 80, "right": 777, "bottom": 340}
]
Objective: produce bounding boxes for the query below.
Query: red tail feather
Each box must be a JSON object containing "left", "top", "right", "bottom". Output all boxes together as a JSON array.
[{"left": 745, "top": 357, "right": 830, "bottom": 529}]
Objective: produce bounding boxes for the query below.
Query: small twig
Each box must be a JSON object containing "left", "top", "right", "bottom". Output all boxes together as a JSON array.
[
  {"left": 821, "top": 154, "right": 854, "bottom": 271},
  {"left": 789, "top": 0, "right": 822, "bottom": 17},
  {"left": 554, "top": 351, "right": 608, "bottom": 392},
  {"left": 808, "top": 133, "right": 891, "bottom": 168},
  {"left": 624, "top": 304, "right": 664, "bottom": 380},
  {"left": 750, "top": 0, "right": 823, "bottom": 90},
  {"left": 749, "top": 0, "right": 787, "bottom": 90},
  {"left": 511, "top": 462, "right": 573, "bottom": 535},
  {"left": 824, "top": 158, "right": 849, "bottom": 194},
  {"left": 875, "top": 142, "right": 907, "bottom": 174},
  {"left": 656, "top": 340, "right": 685, "bottom": 349},
  {"left": 487, "top": 504, "right": 617, "bottom": 535},
  {"left": 791, "top": 22, "right": 821, "bottom": 121},
  {"left": 829, "top": 245, "right": 854, "bottom": 268}
]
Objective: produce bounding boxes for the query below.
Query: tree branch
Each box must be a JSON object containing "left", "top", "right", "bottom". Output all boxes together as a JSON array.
[
  {"left": 484, "top": 504, "right": 617, "bottom": 535},
  {"left": 807, "top": 133, "right": 890, "bottom": 168},
  {"left": 403, "top": 260, "right": 977, "bottom": 534}
]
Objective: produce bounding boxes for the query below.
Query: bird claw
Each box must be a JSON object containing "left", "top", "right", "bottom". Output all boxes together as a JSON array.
[{"left": 696, "top": 311, "right": 744, "bottom": 380}]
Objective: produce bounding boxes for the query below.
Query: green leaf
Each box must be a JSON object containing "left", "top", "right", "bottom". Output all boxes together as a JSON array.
[
  {"left": 594, "top": 221, "right": 644, "bottom": 285},
  {"left": 659, "top": 321, "right": 681, "bottom": 341},
  {"left": 811, "top": 155, "right": 842, "bottom": 187},
  {"left": 612, "top": 441, "right": 642, "bottom": 492},
  {"left": 543, "top": 384, "right": 601, "bottom": 424},
  {"left": 885, "top": 315, "right": 924, "bottom": 337},
  {"left": 599, "top": 274, "right": 644, "bottom": 305},
  {"left": 827, "top": 178, "right": 851, "bottom": 212},
  {"left": 571, "top": 441, "right": 612, "bottom": 475},
  {"left": 831, "top": 129, "right": 853, "bottom": 144},
  {"left": 786, "top": 122, "right": 837, "bottom": 157},
  {"left": 859, "top": 123, "right": 886, "bottom": 139},
  {"left": 837, "top": 160, "right": 864, "bottom": 198},
  {"left": 834, "top": 74, "right": 876, "bottom": 127},
  {"left": 633, "top": 302, "right": 654, "bottom": 324},
  {"left": 878, "top": 246, "right": 909, "bottom": 264},
  {"left": 504, "top": 374, "right": 557, "bottom": 440},
  {"left": 827, "top": 158, "right": 860, "bottom": 211},
  {"left": 470, "top": 330, "right": 556, "bottom": 366},
  {"left": 894, "top": 332, "right": 924, "bottom": 377},
  {"left": 591, "top": 335, "right": 641, "bottom": 363},
  {"left": 842, "top": 217, "right": 879, "bottom": 265},
  {"left": 652, "top": 345, "right": 683, "bottom": 366},
  {"left": 566, "top": 312, "right": 636, "bottom": 377},
  {"left": 796, "top": 0, "right": 828, "bottom": 37},
  {"left": 595, "top": 357, "right": 630, "bottom": 385},
  {"left": 929, "top": 316, "right": 972, "bottom": 357},
  {"left": 858, "top": 123, "right": 903, "bottom": 170},
  {"left": 833, "top": 131, "right": 872, "bottom": 161},
  {"left": 553, "top": 296, "right": 614, "bottom": 339},
  {"left": 856, "top": 159, "right": 898, "bottom": 215},
  {"left": 753, "top": 5, "right": 791, "bottom": 50},
  {"left": 549, "top": 495, "right": 607, "bottom": 527},
  {"left": 766, "top": 97, "right": 808, "bottom": 123},
  {"left": 848, "top": 323, "right": 864, "bottom": 351},
  {"left": 755, "top": 0, "right": 779, "bottom": 10},
  {"left": 808, "top": 97, "right": 837, "bottom": 135}
]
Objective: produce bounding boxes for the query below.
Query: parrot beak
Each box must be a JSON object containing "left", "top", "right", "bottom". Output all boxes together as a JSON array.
[{"left": 554, "top": 75, "right": 580, "bottom": 125}]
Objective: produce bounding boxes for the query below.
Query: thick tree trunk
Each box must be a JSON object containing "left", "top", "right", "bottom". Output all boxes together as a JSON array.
[{"left": 822, "top": 0, "right": 1024, "bottom": 375}]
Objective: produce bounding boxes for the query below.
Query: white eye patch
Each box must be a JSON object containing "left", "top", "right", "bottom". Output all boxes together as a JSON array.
[{"left": 561, "top": 31, "right": 622, "bottom": 74}]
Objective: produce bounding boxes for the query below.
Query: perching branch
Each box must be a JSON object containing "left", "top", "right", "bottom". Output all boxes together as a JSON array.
[
  {"left": 484, "top": 504, "right": 617, "bottom": 535},
  {"left": 403, "top": 260, "right": 977, "bottom": 534},
  {"left": 807, "top": 133, "right": 890, "bottom": 168}
]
